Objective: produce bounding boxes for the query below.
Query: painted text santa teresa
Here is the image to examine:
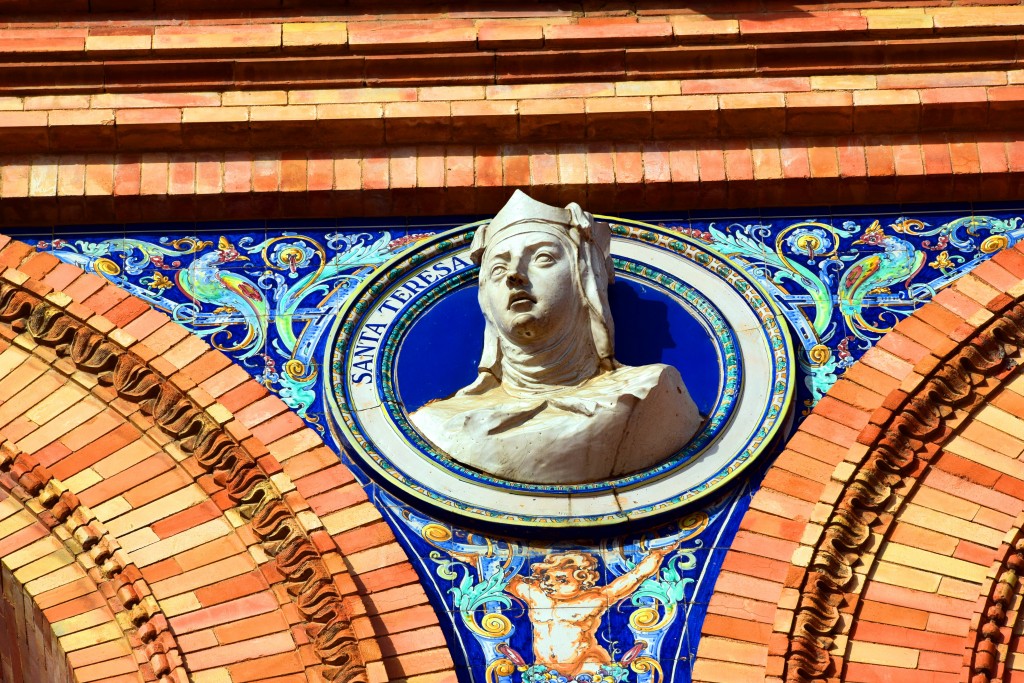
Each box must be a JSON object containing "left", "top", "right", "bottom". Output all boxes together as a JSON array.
[{"left": 348, "top": 253, "right": 474, "bottom": 385}]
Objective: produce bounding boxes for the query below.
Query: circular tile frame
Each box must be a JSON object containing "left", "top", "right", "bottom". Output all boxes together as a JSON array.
[{"left": 326, "top": 218, "right": 795, "bottom": 528}]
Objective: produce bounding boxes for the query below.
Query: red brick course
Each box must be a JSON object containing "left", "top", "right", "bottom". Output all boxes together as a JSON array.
[
  {"left": 0, "top": 6, "right": 1018, "bottom": 226},
  {"left": 0, "top": 8, "right": 1016, "bottom": 95},
  {"left": 3, "top": 131, "right": 1024, "bottom": 225},
  {"left": 1, "top": 78, "right": 1023, "bottom": 156}
]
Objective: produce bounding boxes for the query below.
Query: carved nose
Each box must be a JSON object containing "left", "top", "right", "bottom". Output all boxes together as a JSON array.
[{"left": 506, "top": 272, "right": 526, "bottom": 287}]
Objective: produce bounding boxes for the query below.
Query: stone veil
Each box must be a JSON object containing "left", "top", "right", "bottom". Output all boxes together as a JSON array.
[{"left": 410, "top": 191, "right": 702, "bottom": 484}]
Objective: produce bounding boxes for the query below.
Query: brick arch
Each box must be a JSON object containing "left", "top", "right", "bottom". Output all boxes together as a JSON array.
[
  {"left": 0, "top": 485, "right": 108, "bottom": 683},
  {"left": 695, "top": 244, "right": 1024, "bottom": 683},
  {"left": 0, "top": 236, "right": 453, "bottom": 683}
]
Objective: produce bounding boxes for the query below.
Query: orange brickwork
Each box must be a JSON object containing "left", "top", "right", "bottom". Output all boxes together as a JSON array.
[
  {"left": 3, "top": 1, "right": 1024, "bottom": 682},
  {"left": 0, "top": 4, "right": 1022, "bottom": 224},
  {"left": 698, "top": 244, "right": 1024, "bottom": 683},
  {"left": 2, "top": 131, "right": 1023, "bottom": 226},
  {"left": 0, "top": 238, "right": 452, "bottom": 683}
]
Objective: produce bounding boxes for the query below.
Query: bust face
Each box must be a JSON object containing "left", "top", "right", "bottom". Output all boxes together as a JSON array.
[{"left": 479, "top": 229, "right": 580, "bottom": 347}]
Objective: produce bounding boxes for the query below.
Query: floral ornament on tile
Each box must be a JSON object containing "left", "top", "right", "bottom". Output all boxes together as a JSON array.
[
  {"left": 667, "top": 213, "right": 1024, "bottom": 406},
  {"left": 142, "top": 271, "right": 174, "bottom": 291},
  {"left": 928, "top": 250, "right": 964, "bottom": 274},
  {"left": 48, "top": 230, "right": 431, "bottom": 418},
  {"left": 401, "top": 501, "right": 708, "bottom": 683}
]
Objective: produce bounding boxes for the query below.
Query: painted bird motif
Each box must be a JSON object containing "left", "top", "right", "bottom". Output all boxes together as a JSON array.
[
  {"left": 176, "top": 236, "right": 268, "bottom": 358},
  {"left": 838, "top": 221, "right": 925, "bottom": 339}
]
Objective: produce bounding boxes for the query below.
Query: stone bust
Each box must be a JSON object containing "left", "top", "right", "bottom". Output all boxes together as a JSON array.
[{"left": 410, "top": 191, "right": 701, "bottom": 484}]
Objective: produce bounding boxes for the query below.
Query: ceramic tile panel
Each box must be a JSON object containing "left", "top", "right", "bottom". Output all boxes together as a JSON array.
[{"left": 41, "top": 202, "right": 1024, "bottom": 683}]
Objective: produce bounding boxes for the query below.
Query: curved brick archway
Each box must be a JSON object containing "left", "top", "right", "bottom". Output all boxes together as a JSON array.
[
  {"left": 1, "top": 488, "right": 99, "bottom": 683},
  {"left": 696, "top": 244, "right": 1024, "bottom": 682},
  {"left": 0, "top": 237, "right": 454, "bottom": 683}
]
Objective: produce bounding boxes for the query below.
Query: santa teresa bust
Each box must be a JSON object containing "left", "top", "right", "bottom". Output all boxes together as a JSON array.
[{"left": 410, "top": 191, "right": 702, "bottom": 484}]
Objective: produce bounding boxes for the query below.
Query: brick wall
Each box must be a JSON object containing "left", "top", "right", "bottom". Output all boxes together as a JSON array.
[
  {"left": 0, "top": 239, "right": 452, "bottom": 683},
  {"left": 3, "top": 2, "right": 1024, "bottom": 681},
  {"left": 0, "top": 3, "right": 1021, "bottom": 224},
  {"left": 698, "top": 245, "right": 1024, "bottom": 683}
]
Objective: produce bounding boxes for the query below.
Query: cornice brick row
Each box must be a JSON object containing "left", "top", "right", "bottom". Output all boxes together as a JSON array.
[
  {"left": 3, "top": 7, "right": 1024, "bottom": 50},
  {"left": 0, "top": 132, "right": 1020, "bottom": 224},
  {"left": 0, "top": 76, "right": 1021, "bottom": 153},
  {"left": 0, "top": 39, "right": 1018, "bottom": 95},
  {"left": 8, "top": 0, "right": 1024, "bottom": 15},
  {"left": 0, "top": 10, "right": 1020, "bottom": 94}
]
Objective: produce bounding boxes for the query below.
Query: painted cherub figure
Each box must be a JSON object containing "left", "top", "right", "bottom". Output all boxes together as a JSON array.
[{"left": 504, "top": 544, "right": 678, "bottom": 680}]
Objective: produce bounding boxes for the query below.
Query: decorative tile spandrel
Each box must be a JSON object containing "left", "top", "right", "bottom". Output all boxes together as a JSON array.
[
  {"left": 47, "top": 209, "right": 1024, "bottom": 433},
  {"left": 678, "top": 212, "right": 1024, "bottom": 410},
  {"left": 45, "top": 228, "right": 431, "bottom": 425},
  {"left": 41, "top": 203, "right": 1024, "bottom": 683}
]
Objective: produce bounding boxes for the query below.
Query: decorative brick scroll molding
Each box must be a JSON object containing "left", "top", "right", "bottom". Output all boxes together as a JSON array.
[
  {"left": 0, "top": 276, "right": 369, "bottom": 683},
  {"left": 0, "top": 236, "right": 449, "bottom": 681},
  {"left": 966, "top": 513, "right": 1024, "bottom": 683},
  {"left": 696, "top": 245, "right": 1024, "bottom": 683},
  {"left": 0, "top": 439, "right": 182, "bottom": 682},
  {"left": 784, "top": 297, "right": 1024, "bottom": 682}
]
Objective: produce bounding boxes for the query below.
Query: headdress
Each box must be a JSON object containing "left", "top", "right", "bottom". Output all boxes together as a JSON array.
[{"left": 461, "top": 191, "right": 616, "bottom": 394}]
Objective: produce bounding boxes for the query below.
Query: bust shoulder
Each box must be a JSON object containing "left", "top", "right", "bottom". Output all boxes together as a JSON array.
[
  {"left": 600, "top": 363, "right": 702, "bottom": 477},
  {"left": 595, "top": 363, "right": 683, "bottom": 393},
  {"left": 576, "top": 363, "right": 690, "bottom": 411},
  {"left": 408, "top": 362, "right": 702, "bottom": 483}
]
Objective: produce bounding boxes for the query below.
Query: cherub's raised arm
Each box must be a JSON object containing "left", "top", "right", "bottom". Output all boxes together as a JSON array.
[
  {"left": 603, "top": 544, "right": 677, "bottom": 603},
  {"left": 505, "top": 573, "right": 542, "bottom": 603}
]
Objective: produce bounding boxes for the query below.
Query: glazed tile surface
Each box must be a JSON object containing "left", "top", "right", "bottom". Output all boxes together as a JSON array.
[{"left": 40, "top": 205, "right": 1024, "bottom": 682}]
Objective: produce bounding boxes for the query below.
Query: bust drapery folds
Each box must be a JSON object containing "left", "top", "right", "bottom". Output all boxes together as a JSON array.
[{"left": 410, "top": 191, "right": 702, "bottom": 484}]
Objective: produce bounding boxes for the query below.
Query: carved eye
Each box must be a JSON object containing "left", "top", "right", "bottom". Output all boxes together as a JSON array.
[
  {"left": 489, "top": 264, "right": 507, "bottom": 279},
  {"left": 534, "top": 252, "right": 556, "bottom": 266}
]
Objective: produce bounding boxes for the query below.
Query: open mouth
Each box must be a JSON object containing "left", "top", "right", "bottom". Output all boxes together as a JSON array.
[{"left": 508, "top": 291, "right": 536, "bottom": 308}]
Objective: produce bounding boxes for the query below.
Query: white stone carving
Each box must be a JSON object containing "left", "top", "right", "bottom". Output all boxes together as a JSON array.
[{"left": 410, "top": 191, "right": 701, "bottom": 484}]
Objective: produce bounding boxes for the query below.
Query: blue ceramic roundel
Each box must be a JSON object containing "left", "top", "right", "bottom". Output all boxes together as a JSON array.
[{"left": 326, "top": 218, "right": 795, "bottom": 528}]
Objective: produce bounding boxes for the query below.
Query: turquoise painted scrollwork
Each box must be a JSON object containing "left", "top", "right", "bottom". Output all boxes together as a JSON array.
[
  {"left": 46, "top": 230, "right": 430, "bottom": 417},
  {"left": 671, "top": 213, "right": 1024, "bottom": 405}
]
